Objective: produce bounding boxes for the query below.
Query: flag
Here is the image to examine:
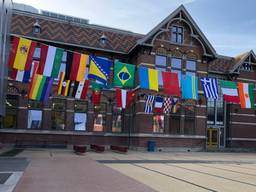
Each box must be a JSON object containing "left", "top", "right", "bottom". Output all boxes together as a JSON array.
[
  {"left": 126, "top": 90, "right": 135, "bottom": 108},
  {"left": 163, "top": 97, "right": 172, "bottom": 114},
  {"left": 181, "top": 75, "right": 198, "bottom": 99},
  {"left": 56, "top": 72, "right": 71, "bottom": 96},
  {"left": 9, "top": 36, "right": 36, "bottom": 70},
  {"left": 144, "top": 95, "right": 154, "bottom": 113},
  {"left": 10, "top": 68, "right": 31, "bottom": 83},
  {"left": 154, "top": 96, "right": 164, "bottom": 113},
  {"left": 139, "top": 67, "right": 158, "bottom": 92},
  {"left": 162, "top": 71, "right": 180, "bottom": 96},
  {"left": 92, "top": 90, "right": 101, "bottom": 105},
  {"left": 27, "top": 61, "right": 39, "bottom": 97},
  {"left": 42, "top": 78, "right": 53, "bottom": 104},
  {"left": 172, "top": 98, "right": 181, "bottom": 113},
  {"left": 200, "top": 77, "right": 218, "bottom": 99},
  {"left": 238, "top": 82, "right": 255, "bottom": 108},
  {"left": 38, "top": 45, "right": 64, "bottom": 78},
  {"left": 113, "top": 61, "right": 135, "bottom": 88},
  {"left": 73, "top": 80, "right": 90, "bottom": 100},
  {"left": 219, "top": 80, "right": 240, "bottom": 103},
  {"left": 88, "top": 55, "right": 112, "bottom": 85},
  {"left": 69, "top": 52, "right": 88, "bottom": 81},
  {"left": 116, "top": 88, "right": 127, "bottom": 109},
  {"left": 28, "top": 74, "right": 52, "bottom": 101}
]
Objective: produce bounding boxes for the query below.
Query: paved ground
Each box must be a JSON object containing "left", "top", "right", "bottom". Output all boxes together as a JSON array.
[{"left": 4, "top": 148, "right": 256, "bottom": 192}]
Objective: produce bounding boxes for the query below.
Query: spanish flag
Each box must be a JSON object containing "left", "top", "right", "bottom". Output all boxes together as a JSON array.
[{"left": 9, "top": 36, "right": 36, "bottom": 70}]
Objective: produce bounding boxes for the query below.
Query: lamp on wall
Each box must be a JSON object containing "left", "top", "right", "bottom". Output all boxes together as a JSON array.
[
  {"left": 33, "top": 19, "right": 41, "bottom": 34},
  {"left": 100, "top": 34, "right": 107, "bottom": 45}
]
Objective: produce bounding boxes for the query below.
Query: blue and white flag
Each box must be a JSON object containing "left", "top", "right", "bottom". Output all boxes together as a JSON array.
[
  {"left": 200, "top": 77, "right": 218, "bottom": 99},
  {"left": 154, "top": 96, "right": 164, "bottom": 112},
  {"left": 145, "top": 95, "right": 155, "bottom": 113}
]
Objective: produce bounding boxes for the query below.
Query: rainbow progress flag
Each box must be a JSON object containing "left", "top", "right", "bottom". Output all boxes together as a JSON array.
[{"left": 138, "top": 67, "right": 158, "bottom": 92}]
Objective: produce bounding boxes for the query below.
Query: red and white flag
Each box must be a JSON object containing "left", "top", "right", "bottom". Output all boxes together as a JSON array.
[
  {"left": 116, "top": 88, "right": 127, "bottom": 109},
  {"left": 74, "top": 80, "right": 90, "bottom": 100}
]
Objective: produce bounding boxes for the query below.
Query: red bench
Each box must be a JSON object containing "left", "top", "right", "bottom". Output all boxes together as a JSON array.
[
  {"left": 110, "top": 145, "right": 128, "bottom": 153},
  {"left": 90, "top": 144, "right": 105, "bottom": 152},
  {"left": 73, "top": 145, "right": 87, "bottom": 154}
]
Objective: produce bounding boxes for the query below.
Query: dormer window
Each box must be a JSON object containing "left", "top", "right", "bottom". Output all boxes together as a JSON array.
[
  {"left": 171, "top": 25, "right": 183, "bottom": 44},
  {"left": 242, "top": 56, "right": 253, "bottom": 72}
]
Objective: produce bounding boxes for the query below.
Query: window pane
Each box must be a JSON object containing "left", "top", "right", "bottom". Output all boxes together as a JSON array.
[
  {"left": 75, "top": 101, "right": 87, "bottom": 112},
  {"left": 207, "top": 99, "right": 215, "bottom": 124},
  {"left": 74, "top": 113, "right": 86, "bottom": 131},
  {"left": 52, "top": 111, "right": 65, "bottom": 130},
  {"left": 33, "top": 47, "right": 40, "bottom": 58},
  {"left": 216, "top": 99, "right": 224, "bottom": 125},
  {"left": 186, "top": 60, "right": 196, "bottom": 71},
  {"left": 2, "top": 109, "right": 16, "bottom": 128},
  {"left": 177, "top": 27, "right": 183, "bottom": 33},
  {"left": 155, "top": 55, "right": 167, "bottom": 67},
  {"left": 172, "top": 26, "right": 177, "bottom": 32},
  {"left": 171, "top": 58, "right": 182, "bottom": 69},
  {"left": 171, "top": 33, "right": 177, "bottom": 43},
  {"left": 94, "top": 114, "right": 105, "bottom": 132},
  {"left": 52, "top": 99, "right": 65, "bottom": 111},
  {"left": 156, "top": 67, "right": 165, "bottom": 86},
  {"left": 153, "top": 115, "right": 164, "bottom": 133},
  {"left": 177, "top": 34, "right": 183, "bottom": 44},
  {"left": 112, "top": 107, "right": 122, "bottom": 133},
  {"left": 28, "top": 110, "right": 42, "bottom": 129}
]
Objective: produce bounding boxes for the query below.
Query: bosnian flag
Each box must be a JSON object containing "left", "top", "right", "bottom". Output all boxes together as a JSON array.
[
  {"left": 154, "top": 96, "right": 164, "bottom": 112},
  {"left": 219, "top": 80, "right": 240, "bottom": 103},
  {"left": 116, "top": 88, "right": 127, "bottom": 109},
  {"left": 238, "top": 82, "right": 255, "bottom": 108}
]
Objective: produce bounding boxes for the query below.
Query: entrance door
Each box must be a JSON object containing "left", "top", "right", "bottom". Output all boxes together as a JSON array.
[{"left": 207, "top": 128, "right": 219, "bottom": 148}]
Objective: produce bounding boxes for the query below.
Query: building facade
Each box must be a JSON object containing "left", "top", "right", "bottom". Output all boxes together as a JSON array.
[{"left": 0, "top": 4, "right": 256, "bottom": 150}]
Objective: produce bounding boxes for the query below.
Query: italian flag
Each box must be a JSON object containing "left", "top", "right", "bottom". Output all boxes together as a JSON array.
[
  {"left": 238, "top": 83, "right": 255, "bottom": 108},
  {"left": 220, "top": 80, "right": 240, "bottom": 103}
]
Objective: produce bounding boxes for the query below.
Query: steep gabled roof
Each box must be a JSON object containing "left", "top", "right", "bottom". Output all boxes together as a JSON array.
[
  {"left": 229, "top": 50, "right": 256, "bottom": 73},
  {"left": 134, "top": 5, "right": 217, "bottom": 57}
]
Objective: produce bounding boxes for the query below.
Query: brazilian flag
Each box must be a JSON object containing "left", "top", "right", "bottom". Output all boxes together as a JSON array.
[{"left": 113, "top": 61, "right": 135, "bottom": 88}]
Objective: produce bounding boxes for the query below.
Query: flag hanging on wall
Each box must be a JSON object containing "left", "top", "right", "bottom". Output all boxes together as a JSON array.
[
  {"left": 28, "top": 74, "right": 52, "bottom": 101},
  {"left": 38, "top": 45, "right": 64, "bottom": 78},
  {"left": 9, "top": 36, "right": 36, "bottom": 70},
  {"left": 92, "top": 90, "right": 101, "bottom": 105},
  {"left": 73, "top": 80, "right": 90, "bottom": 100},
  {"left": 69, "top": 52, "right": 88, "bottom": 81},
  {"left": 200, "top": 77, "right": 218, "bottom": 99},
  {"left": 172, "top": 98, "right": 181, "bottom": 113},
  {"left": 126, "top": 90, "right": 135, "bottom": 108},
  {"left": 113, "top": 61, "right": 135, "bottom": 88},
  {"left": 238, "top": 82, "right": 255, "bottom": 108},
  {"left": 139, "top": 67, "right": 158, "bottom": 92},
  {"left": 162, "top": 71, "right": 180, "bottom": 96},
  {"left": 144, "top": 95, "right": 155, "bottom": 113},
  {"left": 181, "top": 75, "right": 198, "bottom": 99},
  {"left": 219, "top": 80, "right": 240, "bottom": 103},
  {"left": 88, "top": 55, "right": 112, "bottom": 85},
  {"left": 163, "top": 97, "right": 172, "bottom": 114},
  {"left": 116, "top": 88, "right": 127, "bottom": 109},
  {"left": 10, "top": 67, "right": 31, "bottom": 83},
  {"left": 154, "top": 96, "right": 164, "bottom": 113},
  {"left": 56, "top": 72, "right": 71, "bottom": 96}
]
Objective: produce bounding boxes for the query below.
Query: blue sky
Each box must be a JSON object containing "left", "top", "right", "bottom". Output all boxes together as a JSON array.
[{"left": 13, "top": 0, "right": 256, "bottom": 57}]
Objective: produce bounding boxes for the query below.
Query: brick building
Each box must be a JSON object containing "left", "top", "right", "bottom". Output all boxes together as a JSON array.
[{"left": 0, "top": 4, "right": 256, "bottom": 150}]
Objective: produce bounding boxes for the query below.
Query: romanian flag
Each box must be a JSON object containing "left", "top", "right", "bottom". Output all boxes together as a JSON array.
[
  {"left": 9, "top": 36, "right": 36, "bottom": 70},
  {"left": 181, "top": 75, "right": 198, "bottom": 100},
  {"left": 56, "top": 72, "right": 71, "bottom": 96},
  {"left": 38, "top": 44, "right": 64, "bottom": 78},
  {"left": 88, "top": 55, "right": 112, "bottom": 85},
  {"left": 138, "top": 67, "right": 158, "bottom": 92},
  {"left": 69, "top": 52, "right": 88, "bottom": 81},
  {"left": 238, "top": 82, "right": 255, "bottom": 109}
]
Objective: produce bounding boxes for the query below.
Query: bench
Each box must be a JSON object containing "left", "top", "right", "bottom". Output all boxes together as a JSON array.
[
  {"left": 110, "top": 145, "right": 128, "bottom": 153},
  {"left": 73, "top": 145, "right": 87, "bottom": 154},
  {"left": 90, "top": 144, "right": 105, "bottom": 153}
]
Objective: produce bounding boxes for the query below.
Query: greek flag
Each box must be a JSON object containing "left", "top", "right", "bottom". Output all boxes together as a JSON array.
[
  {"left": 200, "top": 77, "right": 218, "bottom": 99},
  {"left": 145, "top": 95, "right": 155, "bottom": 113}
]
